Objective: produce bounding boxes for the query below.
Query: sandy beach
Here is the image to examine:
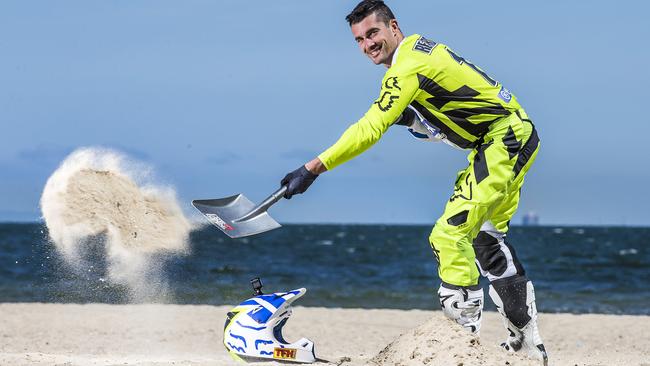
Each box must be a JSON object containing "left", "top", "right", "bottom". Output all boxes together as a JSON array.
[{"left": 1, "top": 303, "right": 648, "bottom": 366}]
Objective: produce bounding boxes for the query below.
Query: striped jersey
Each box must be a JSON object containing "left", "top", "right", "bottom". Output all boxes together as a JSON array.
[{"left": 319, "top": 34, "right": 524, "bottom": 170}]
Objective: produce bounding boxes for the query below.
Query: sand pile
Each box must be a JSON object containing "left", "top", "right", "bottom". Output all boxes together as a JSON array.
[
  {"left": 40, "top": 147, "right": 193, "bottom": 301},
  {"left": 369, "top": 313, "right": 537, "bottom": 366}
]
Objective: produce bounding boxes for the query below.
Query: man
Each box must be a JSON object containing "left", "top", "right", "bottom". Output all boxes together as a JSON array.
[{"left": 281, "top": 1, "right": 547, "bottom": 363}]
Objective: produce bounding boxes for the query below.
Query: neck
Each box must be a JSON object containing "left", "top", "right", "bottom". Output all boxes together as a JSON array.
[{"left": 383, "top": 33, "right": 405, "bottom": 68}]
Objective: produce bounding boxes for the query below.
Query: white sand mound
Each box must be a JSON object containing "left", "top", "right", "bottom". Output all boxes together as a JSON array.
[
  {"left": 40, "top": 147, "right": 193, "bottom": 301},
  {"left": 369, "top": 313, "right": 537, "bottom": 366}
]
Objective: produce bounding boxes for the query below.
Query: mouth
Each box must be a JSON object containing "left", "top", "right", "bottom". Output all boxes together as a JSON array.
[{"left": 368, "top": 44, "right": 382, "bottom": 59}]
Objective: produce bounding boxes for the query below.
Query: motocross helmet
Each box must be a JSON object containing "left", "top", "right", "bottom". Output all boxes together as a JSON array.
[{"left": 223, "top": 283, "right": 315, "bottom": 363}]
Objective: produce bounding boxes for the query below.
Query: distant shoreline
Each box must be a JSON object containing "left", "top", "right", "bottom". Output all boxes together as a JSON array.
[{"left": 1, "top": 221, "right": 649, "bottom": 228}]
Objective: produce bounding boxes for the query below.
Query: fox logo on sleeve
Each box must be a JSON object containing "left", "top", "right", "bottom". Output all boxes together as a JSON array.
[{"left": 374, "top": 76, "right": 402, "bottom": 111}]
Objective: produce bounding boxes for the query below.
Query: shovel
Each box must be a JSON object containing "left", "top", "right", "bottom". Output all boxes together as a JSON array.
[{"left": 192, "top": 186, "right": 288, "bottom": 238}]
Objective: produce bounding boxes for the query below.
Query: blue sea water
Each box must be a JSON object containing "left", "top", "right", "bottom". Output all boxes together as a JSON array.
[{"left": 0, "top": 223, "right": 648, "bottom": 314}]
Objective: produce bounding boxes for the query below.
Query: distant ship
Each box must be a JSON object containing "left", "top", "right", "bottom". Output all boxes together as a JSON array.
[{"left": 522, "top": 211, "right": 539, "bottom": 226}]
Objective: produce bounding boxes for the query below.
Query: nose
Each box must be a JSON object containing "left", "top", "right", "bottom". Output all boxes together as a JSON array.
[{"left": 363, "top": 38, "right": 377, "bottom": 54}]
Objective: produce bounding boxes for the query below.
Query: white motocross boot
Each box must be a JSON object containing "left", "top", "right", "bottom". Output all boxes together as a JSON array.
[
  {"left": 489, "top": 276, "right": 548, "bottom": 365},
  {"left": 438, "top": 283, "right": 484, "bottom": 334}
]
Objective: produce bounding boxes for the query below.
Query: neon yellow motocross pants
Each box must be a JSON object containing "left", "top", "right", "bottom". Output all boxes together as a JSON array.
[{"left": 429, "top": 110, "right": 540, "bottom": 287}]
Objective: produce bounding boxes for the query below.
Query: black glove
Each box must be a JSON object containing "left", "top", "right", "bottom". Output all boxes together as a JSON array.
[{"left": 281, "top": 166, "right": 318, "bottom": 199}]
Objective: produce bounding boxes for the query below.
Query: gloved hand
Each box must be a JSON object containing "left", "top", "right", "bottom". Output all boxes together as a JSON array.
[{"left": 281, "top": 166, "right": 318, "bottom": 199}]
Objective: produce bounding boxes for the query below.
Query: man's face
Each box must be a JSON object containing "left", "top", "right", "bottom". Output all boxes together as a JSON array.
[{"left": 351, "top": 13, "right": 401, "bottom": 67}]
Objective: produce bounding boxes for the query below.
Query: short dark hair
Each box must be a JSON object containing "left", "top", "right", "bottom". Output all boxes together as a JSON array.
[{"left": 345, "top": 0, "right": 396, "bottom": 26}]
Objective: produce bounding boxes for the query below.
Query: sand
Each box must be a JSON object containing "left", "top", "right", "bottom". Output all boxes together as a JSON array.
[
  {"left": 41, "top": 148, "right": 192, "bottom": 258},
  {"left": 40, "top": 148, "right": 193, "bottom": 302},
  {"left": 0, "top": 304, "right": 648, "bottom": 366}
]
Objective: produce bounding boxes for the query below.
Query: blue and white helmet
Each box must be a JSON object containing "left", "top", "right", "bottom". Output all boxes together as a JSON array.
[{"left": 223, "top": 288, "right": 315, "bottom": 363}]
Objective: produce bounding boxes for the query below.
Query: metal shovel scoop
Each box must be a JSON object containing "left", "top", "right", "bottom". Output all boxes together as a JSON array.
[{"left": 192, "top": 186, "right": 287, "bottom": 238}]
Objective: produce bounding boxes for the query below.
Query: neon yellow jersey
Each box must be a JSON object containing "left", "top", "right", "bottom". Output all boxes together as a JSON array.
[{"left": 318, "top": 34, "right": 523, "bottom": 170}]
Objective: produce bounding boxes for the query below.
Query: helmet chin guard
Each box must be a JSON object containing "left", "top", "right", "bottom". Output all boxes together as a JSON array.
[{"left": 223, "top": 282, "right": 316, "bottom": 363}]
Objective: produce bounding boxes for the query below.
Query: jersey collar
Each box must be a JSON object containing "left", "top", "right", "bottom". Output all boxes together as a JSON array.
[{"left": 391, "top": 34, "right": 419, "bottom": 67}]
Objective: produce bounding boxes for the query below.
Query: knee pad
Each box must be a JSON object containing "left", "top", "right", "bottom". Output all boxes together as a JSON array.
[
  {"left": 437, "top": 282, "right": 484, "bottom": 334},
  {"left": 473, "top": 222, "right": 525, "bottom": 282}
]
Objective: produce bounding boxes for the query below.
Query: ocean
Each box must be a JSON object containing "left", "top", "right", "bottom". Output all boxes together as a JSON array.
[{"left": 0, "top": 223, "right": 648, "bottom": 315}]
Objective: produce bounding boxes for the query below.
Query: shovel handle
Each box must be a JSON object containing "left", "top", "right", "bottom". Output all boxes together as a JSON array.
[{"left": 233, "top": 185, "right": 287, "bottom": 223}]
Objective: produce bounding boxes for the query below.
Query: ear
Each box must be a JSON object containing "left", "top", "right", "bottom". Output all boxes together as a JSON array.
[{"left": 389, "top": 19, "right": 401, "bottom": 35}]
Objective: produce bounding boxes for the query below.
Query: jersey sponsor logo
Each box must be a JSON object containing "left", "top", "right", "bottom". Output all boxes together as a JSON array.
[
  {"left": 413, "top": 36, "right": 436, "bottom": 55},
  {"left": 374, "top": 91, "right": 399, "bottom": 112},
  {"left": 273, "top": 347, "right": 297, "bottom": 360},
  {"left": 205, "top": 213, "right": 234, "bottom": 231},
  {"left": 384, "top": 76, "right": 401, "bottom": 90},
  {"left": 375, "top": 77, "right": 400, "bottom": 112},
  {"left": 498, "top": 86, "right": 512, "bottom": 103}
]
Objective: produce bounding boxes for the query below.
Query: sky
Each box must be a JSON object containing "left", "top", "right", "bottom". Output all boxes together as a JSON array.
[{"left": 1, "top": 1, "right": 649, "bottom": 226}]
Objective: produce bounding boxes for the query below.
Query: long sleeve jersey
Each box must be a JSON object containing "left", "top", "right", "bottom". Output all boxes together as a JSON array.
[{"left": 318, "top": 34, "right": 524, "bottom": 170}]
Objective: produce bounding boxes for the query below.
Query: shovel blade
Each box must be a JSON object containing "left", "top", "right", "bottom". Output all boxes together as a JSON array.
[{"left": 192, "top": 194, "right": 281, "bottom": 238}]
